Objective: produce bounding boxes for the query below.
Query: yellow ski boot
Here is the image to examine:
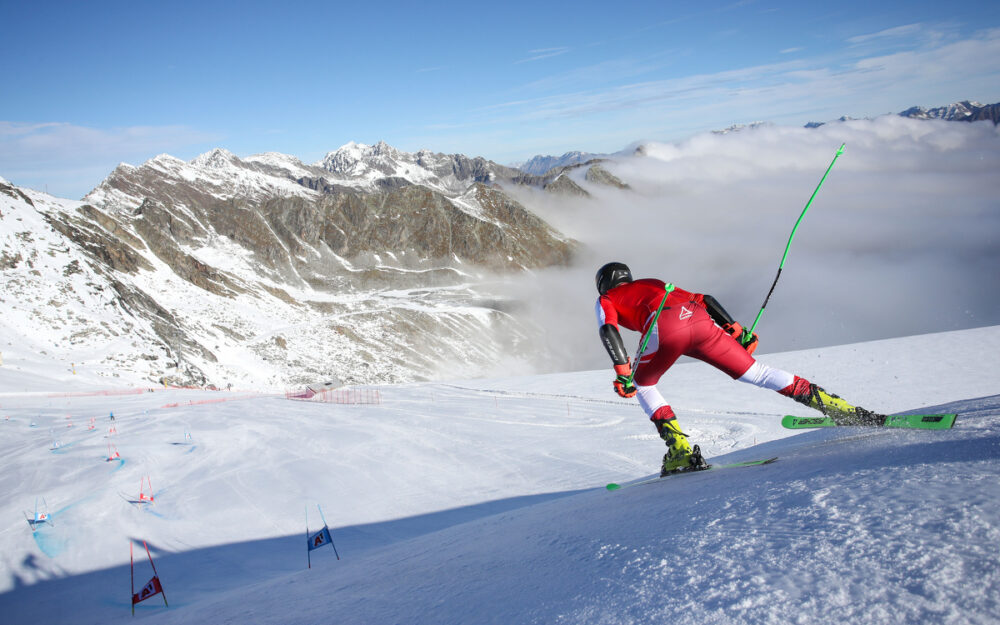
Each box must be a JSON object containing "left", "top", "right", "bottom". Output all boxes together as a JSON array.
[
  {"left": 656, "top": 418, "right": 708, "bottom": 476},
  {"left": 784, "top": 378, "right": 885, "bottom": 426}
]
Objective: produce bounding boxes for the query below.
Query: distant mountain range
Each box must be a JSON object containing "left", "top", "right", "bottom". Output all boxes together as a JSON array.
[
  {"left": 519, "top": 100, "right": 1000, "bottom": 174},
  {"left": 897, "top": 100, "right": 1000, "bottom": 124}
]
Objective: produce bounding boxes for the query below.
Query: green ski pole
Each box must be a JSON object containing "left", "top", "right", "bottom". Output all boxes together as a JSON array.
[
  {"left": 626, "top": 283, "right": 675, "bottom": 387},
  {"left": 746, "top": 143, "right": 845, "bottom": 339}
]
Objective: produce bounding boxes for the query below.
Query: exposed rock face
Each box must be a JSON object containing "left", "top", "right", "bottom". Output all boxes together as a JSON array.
[
  {"left": 86, "top": 149, "right": 575, "bottom": 288},
  {"left": 585, "top": 165, "right": 630, "bottom": 190},
  {"left": 543, "top": 174, "right": 589, "bottom": 197}
]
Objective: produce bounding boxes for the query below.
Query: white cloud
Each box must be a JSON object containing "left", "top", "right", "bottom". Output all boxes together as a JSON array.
[
  {"left": 0, "top": 121, "right": 217, "bottom": 165},
  {"left": 478, "top": 28, "right": 1000, "bottom": 137},
  {"left": 506, "top": 117, "right": 1000, "bottom": 372},
  {"left": 847, "top": 23, "right": 924, "bottom": 45},
  {"left": 515, "top": 47, "right": 571, "bottom": 64},
  {"left": 0, "top": 121, "right": 220, "bottom": 198}
]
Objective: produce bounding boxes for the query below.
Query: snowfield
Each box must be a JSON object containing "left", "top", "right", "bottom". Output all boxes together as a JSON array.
[{"left": 1, "top": 326, "right": 998, "bottom": 624}]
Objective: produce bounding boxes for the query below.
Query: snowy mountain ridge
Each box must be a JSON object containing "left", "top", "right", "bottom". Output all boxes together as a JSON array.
[
  {"left": 899, "top": 99, "right": 1000, "bottom": 123},
  {"left": 86, "top": 140, "right": 593, "bottom": 214},
  {"left": 84, "top": 149, "right": 320, "bottom": 214}
]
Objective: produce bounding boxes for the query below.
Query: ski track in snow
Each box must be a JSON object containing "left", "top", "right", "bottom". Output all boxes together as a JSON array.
[{"left": 0, "top": 327, "right": 998, "bottom": 624}]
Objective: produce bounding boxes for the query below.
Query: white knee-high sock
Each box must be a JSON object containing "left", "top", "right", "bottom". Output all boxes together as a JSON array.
[
  {"left": 738, "top": 361, "right": 795, "bottom": 392},
  {"left": 636, "top": 384, "right": 669, "bottom": 418}
]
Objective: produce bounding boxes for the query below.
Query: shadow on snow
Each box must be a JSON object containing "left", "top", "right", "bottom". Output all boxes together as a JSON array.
[{"left": 0, "top": 488, "right": 589, "bottom": 623}]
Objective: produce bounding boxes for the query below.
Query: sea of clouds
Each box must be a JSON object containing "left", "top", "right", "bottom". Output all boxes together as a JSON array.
[{"left": 504, "top": 115, "right": 1000, "bottom": 374}]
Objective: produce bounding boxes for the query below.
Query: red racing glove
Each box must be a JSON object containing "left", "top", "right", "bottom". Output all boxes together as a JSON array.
[
  {"left": 612, "top": 362, "right": 637, "bottom": 398},
  {"left": 722, "top": 322, "right": 759, "bottom": 356}
]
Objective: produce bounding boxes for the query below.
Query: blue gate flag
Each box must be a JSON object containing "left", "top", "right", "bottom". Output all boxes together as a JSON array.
[{"left": 308, "top": 526, "right": 333, "bottom": 551}]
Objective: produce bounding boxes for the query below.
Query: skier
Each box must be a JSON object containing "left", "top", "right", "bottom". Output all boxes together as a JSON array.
[{"left": 595, "top": 261, "right": 883, "bottom": 476}]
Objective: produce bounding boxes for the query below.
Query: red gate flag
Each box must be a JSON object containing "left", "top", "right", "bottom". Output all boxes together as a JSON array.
[
  {"left": 130, "top": 539, "right": 168, "bottom": 614},
  {"left": 132, "top": 576, "right": 164, "bottom": 605}
]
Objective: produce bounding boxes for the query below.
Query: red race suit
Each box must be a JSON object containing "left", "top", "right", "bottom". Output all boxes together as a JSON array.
[{"left": 595, "top": 279, "right": 755, "bottom": 387}]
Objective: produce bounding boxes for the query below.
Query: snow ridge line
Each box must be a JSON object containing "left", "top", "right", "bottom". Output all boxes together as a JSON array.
[
  {"left": 160, "top": 394, "right": 270, "bottom": 409},
  {"left": 435, "top": 383, "right": 780, "bottom": 418},
  {"left": 436, "top": 383, "right": 632, "bottom": 406}
]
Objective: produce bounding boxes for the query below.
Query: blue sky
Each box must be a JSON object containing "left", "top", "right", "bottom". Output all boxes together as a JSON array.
[{"left": 2, "top": 0, "right": 999, "bottom": 198}]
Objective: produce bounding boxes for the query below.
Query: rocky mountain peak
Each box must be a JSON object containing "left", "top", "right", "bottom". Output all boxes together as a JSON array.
[
  {"left": 317, "top": 141, "right": 405, "bottom": 177},
  {"left": 191, "top": 147, "right": 240, "bottom": 169}
]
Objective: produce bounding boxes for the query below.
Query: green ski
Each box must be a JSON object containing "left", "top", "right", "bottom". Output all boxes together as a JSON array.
[
  {"left": 782, "top": 413, "right": 957, "bottom": 430},
  {"left": 606, "top": 457, "right": 778, "bottom": 491}
]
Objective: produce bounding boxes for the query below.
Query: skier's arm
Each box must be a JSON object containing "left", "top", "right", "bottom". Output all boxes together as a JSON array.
[
  {"left": 600, "top": 323, "right": 636, "bottom": 397},
  {"left": 598, "top": 324, "right": 629, "bottom": 366},
  {"left": 595, "top": 296, "right": 629, "bottom": 366},
  {"left": 596, "top": 297, "right": 635, "bottom": 397},
  {"left": 702, "top": 294, "right": 735, "bottom": 327}
]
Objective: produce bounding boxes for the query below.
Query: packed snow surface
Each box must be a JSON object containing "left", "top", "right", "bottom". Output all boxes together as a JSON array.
[{"left": 1, "top": 326, "right": 998, "bottom": 624}]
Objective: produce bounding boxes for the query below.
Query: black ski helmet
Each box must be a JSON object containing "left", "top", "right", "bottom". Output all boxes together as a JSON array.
[{"left": 596, "top": 262, "right": 632, "bottom": 295}]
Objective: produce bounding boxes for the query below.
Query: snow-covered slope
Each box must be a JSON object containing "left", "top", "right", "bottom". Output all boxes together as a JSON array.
[
  {"left": 0, "top": 182, "right": 181, "bottom": 385},
  {"left": 1, "top": 326, "right": 998, "bottom": 624}
]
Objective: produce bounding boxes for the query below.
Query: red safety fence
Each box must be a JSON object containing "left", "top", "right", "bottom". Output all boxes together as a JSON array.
[
  {"left": 317, "top": 389, "right": 381, "bottom": 405},
  {"left": 286, "top": 388, "right": 381, "bottom": 405}
]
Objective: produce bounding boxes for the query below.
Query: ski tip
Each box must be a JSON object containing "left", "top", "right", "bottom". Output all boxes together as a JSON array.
[{"left": 606, "top": 483, "right": 623, "bottom": 491}]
